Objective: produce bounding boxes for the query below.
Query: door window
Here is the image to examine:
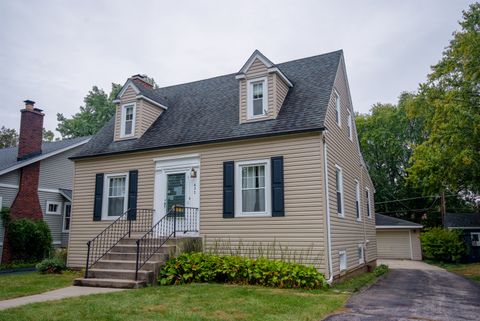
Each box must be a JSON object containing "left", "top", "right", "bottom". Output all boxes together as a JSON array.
[{"left": 166, "top": 173, "right": 186, "bottom": 211}]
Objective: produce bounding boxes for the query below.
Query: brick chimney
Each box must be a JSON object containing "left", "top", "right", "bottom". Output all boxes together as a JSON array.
[
  {"left": 131, "top": 74, "right": 154, "bottom": 89},
  {"left": 1, "top": 100, "right": 44, "bottom": 264},
  {"left": 17, "top": 100, "right": 44, "bottom": 161}
]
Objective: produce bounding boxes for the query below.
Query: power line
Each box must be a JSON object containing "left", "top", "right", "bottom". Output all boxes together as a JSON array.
[{"left": 375, "top": 194, "right": 457, "bottom": 205}]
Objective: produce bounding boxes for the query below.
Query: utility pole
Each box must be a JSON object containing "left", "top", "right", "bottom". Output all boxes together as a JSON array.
[{"left": 440, "top": 191, "right": 446, "bottom": 228}]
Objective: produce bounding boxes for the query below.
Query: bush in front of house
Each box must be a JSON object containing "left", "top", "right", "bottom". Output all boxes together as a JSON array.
[
  {"left": 158, "top": 252, "right": 327, "bottom": 289},
  {"left": 373, "top": 264, "right": 389, "bottom": 277},
  {"left": 420, "top": 227, "right": 466, "bottom": 262},
  {"left": 36, "top": 257, "right": 66, "bottom": 274},
  {"left": 7, "top": 218, "right": 53, "bottom": 262}
]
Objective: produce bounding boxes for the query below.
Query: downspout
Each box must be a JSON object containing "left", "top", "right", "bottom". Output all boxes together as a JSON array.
[
  {"left": 322, "top": 133, "right": 334, "bottom": 284},
  {"left": 360, "top": 163, "right": 368, "bottom": 264}
]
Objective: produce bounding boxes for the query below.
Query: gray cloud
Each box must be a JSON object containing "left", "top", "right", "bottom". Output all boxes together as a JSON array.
[{"left": 0, "top": 0, "right": 472, "bottom": 135}]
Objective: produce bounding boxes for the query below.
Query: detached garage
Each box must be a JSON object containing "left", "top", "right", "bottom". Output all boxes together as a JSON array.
[{"left": 376, "top": 214, "right": 423, "bottom": 260}]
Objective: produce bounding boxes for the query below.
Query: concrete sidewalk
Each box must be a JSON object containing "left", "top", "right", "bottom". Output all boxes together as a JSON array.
[{"left": 0, "top": 286, "right": 124, "bottom": 310}]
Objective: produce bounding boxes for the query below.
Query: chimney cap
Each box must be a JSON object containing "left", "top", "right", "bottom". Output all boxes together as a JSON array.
[{"left": 24, "top": 100, "right": 36, "bottom": 105}]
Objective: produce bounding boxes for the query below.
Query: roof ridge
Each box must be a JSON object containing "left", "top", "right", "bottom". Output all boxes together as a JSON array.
[{"left": 153, "top": 49, "right": 343, "bottom": 93}]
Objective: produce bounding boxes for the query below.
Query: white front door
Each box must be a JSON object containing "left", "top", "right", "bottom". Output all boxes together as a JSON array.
[{"left": 153, "top": 155, "right": 200, "bottom": 233}]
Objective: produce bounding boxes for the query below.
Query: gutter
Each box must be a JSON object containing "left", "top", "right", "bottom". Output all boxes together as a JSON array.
[{"left": 322, "top": 133, "right": 333, "bottom": 284}]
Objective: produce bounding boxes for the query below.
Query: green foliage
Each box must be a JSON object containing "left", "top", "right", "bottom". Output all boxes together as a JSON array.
[
  {"left": 373, "top": 264, "right": 389, "bottom": 277},
  {"left": 36, "top": 257, "right": 66, "bottom": 274},
  {"left": 56, "top": 83, "right": 121, "bottom": 138},
  {"left": 0, "top": 207, "right": 11, "bottom": 226},
  {"left": 406, "top": 3, "right": 480, "bottom": 195},
  {"left": 0, "top": 262, "right": 37, "bottom": 271},
  {"left": 0, "top": 126, "right": 18, "bottom": 148},
  {"left": 356, "top": 93, "right": 426, "bottom": 216},
  {"left": 420, "top": 228, "right": 466, "bottom": 262},
  {"left": 159, "top": 252, "right": 327, "bottom": 289},
  {"left": 7, "top": 219, "right": 52, "bottom": 262},
  {"left": 42, "top": 128, "right": 55, "bottom": 142}
]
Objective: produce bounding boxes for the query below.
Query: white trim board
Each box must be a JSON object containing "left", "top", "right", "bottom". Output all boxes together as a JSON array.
[{"left": 0, "top": 138, "right": 90, "bottom": 177}]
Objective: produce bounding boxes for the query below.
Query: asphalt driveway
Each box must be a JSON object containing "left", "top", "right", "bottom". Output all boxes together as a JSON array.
[{"left": 326, "top": 260, "right": 480, "bottom": 321}]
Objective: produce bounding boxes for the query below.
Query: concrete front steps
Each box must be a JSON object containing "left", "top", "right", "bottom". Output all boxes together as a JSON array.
[{"left": 74, "top": 237, "right": 178, "bottom": 289}]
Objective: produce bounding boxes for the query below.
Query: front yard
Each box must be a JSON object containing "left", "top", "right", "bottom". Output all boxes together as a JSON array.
[
  {"left": 0, "top": 271, "right": 80, "bottom": 300},
  {"left": 0, "top": 270, "right": 381, "bottom": 321}
]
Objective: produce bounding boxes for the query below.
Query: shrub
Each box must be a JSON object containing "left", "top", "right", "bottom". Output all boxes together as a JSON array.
[
  {"left": 373, "top": 264, "right": 389, "bottom": 277},
  {"left": 53, "top": 248, "right": 68, "bottom": 265},
  {"left": 421, "top": 227, "right": 466, "bottom": 262},
  {"left": 7, "top": 218, "right": 53, "bottom": 262},
  {"left": 36, "top": 257, "right": 66, "bottom": 274},
  {"left": 158, "top": 252, "right": 327, "bottom": 289}
]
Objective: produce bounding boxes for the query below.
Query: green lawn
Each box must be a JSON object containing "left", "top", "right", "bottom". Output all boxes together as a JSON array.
[
  {"left": 0, "top": 270, "right": 382, "bottom": 321},
  {"left": 433, "top": 262, "right": 480, "bottom": 283},
  {"left": 0, "top": 271, "right": 81, "bottom": 300}
]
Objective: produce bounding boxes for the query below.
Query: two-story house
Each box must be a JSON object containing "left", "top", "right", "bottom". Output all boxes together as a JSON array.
[
  {"left": 0, "top": 101, "right": 90, "bottom": 263},
  {"left": 69, "top": 50, "right": 377, "bottom": 288}
]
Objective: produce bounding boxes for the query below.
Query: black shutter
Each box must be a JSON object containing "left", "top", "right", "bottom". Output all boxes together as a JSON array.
[
  {"left": 128, "top": 170, "right": 138, "bottom": 220},
  {"left": 223, "top": 161, "right": 235, "bottom": 218},
  {"left": 271, "top": 156, "right": 285, "bottom": 217},
  {"left": 93, "top": 173, "right": 104, "bottom": 221}
]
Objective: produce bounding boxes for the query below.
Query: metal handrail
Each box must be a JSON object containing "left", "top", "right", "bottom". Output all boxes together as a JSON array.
[
  {"left": 134, "top": 205, "right": 199, "bottom": 280},
  {"left": 84, "top": 208, "right": 154, "bottom": 278}
]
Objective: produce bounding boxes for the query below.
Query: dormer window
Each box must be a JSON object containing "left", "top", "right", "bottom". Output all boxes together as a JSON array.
[
  {"left": 247, "top": 77, "right": 268, "bottom": 119},
  {"left": 121, "top": 103, "right": 136, "bottom": 137}
]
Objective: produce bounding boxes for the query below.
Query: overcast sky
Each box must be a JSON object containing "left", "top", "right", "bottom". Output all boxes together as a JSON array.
[{"left": 0, "top": 0, "right": 473, "bottom": 135}]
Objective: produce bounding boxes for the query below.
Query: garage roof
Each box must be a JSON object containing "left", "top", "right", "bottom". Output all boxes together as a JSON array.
[{"left": 376, "top": 214, "right": 423, "bottom": 229}]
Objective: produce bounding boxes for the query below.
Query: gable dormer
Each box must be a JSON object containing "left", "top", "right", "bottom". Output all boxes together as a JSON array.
[
  {"left": 113, "top": 75, "right": 168, "bottom": 141},
  {"left": 236, "top": 50, "right": 292, "bottom": 123}
]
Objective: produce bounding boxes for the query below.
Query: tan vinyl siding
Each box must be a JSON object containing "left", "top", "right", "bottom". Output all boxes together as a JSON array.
[
  {"left": 114, "top": 86, "right": 139, "bottom": 141},
  {"left": 274, "top": 73, "right": 289, "bottom": 117},
  {"left": 138, "top": 99, "right": 163, "bottom": 136},
  {"left": 67, "top": 133, "right": 327, "bottom": 272},
  {"left": 238, "top": 59, "right": 288, "bottom": 123},
  {"left": 324, "top": 58, "right": 377, "bottom": 276}
]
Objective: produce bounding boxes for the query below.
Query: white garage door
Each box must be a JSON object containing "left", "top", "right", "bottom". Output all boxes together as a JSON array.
[{"left": 377, "top": 230, "right": 412, "bottom": 259}]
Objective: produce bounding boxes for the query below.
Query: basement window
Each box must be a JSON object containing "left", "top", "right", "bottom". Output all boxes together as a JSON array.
[{"left": 46, "top": 201, "right": 62, "bottom": 215}]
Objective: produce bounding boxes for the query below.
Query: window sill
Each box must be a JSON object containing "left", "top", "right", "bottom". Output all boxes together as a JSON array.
[
  {"left": 100, "top": 215, "right": 121, "bottom": 221},
  {"left": 46, "top": 212, "right": 62, "bottom": 216},
  {"left": 337, "top": 213, "right": 344, "bottom": 218},
  {"left": 235, "top": 212, "right": 272, "bottom": 218}
]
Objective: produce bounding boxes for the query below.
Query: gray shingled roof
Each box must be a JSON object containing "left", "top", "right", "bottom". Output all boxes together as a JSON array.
[
  {"left": 445, "top": 213, "right": 480, "bottom": 228},
  {"left": 72, "top": 50, "right": 343, "bottom": 159},
  {"left": 376, "top": 214, "right": 423, "bottom": 228},
  {"left": 0, "top": 137, "right": 90, "bottom": 174}
]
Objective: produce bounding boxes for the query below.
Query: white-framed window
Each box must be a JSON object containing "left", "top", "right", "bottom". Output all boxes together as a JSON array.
[
  {"left": 347, "top": 110, "right": 353, "bottom": 140},
  {"left": 335, "top": 165, "right": 344, "bottom": 217},
  {"left": 63, "top": 202, "right": 72, "bottom": 232},
  {"left": 339, "top": 250, "right": 347, "bottom": 271},
  {"left": 334, "top": 89, "right": 341, "bottom": 127},
  {"left": 102, "top": 173, "right": 129, "bottom": 220},
  {"left": 120, "top": 103, "right": 136, "bottom": 137},
  {"left": 235, "top": 159, "right": 271, "bottom": 216},
  {"left": 355, "top": 180, "right": 361, "bottom": 221},
  {"left": 358, "top": 244, "right": 365, "bottom": 264},
  {"left": 366, "top": 187, "right": 372, "bottom": 218},
  {"left": 46, "top": 201, "right": 62, "bottom": 215},
  {"left": 471, "top": 232, "right": 480, "bottom": 247},
  {"left": 247, "top": 77, "right": 268, "bottom": 119}
]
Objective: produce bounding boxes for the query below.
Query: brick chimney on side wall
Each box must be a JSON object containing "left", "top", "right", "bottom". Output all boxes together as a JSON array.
[{"left": 1, "top": 100, "right": 45, "bottom": 263}]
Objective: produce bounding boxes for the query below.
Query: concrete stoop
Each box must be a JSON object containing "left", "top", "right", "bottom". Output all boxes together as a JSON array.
[{"left": 74, "top": 237, "right": 193, "bottom": 289}]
